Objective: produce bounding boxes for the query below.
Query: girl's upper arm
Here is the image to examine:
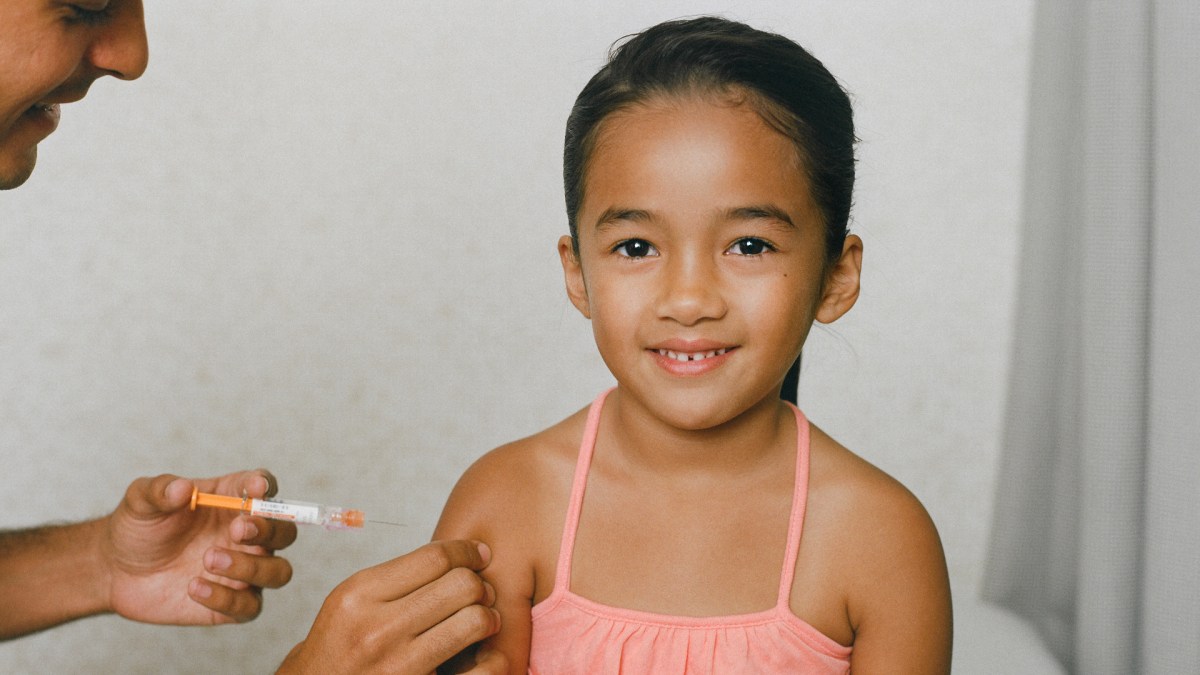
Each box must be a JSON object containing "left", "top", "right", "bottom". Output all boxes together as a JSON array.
[
  {"left": 845, "top": 483, "right": 954, "bottom": 674},
  {"left": 433, "top": 446, "right": 540, "bottom": 675}
]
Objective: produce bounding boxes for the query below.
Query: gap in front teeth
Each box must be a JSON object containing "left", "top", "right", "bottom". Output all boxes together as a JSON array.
[{"left": 658, "top": 348, "right": 728, "bottom": 362}]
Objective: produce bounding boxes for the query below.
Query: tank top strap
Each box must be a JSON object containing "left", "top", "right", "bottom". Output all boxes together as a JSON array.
[
  {"left": 777, "top": 402, "right": 812, "bottom": 607},
  {"left": 552, "top": 387, "right": 613, "bottom": 588}
]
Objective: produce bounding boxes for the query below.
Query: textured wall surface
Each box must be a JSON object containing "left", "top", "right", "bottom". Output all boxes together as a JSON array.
[{"left": 0, "top": 1, "right": 1031, "bottom": 671}]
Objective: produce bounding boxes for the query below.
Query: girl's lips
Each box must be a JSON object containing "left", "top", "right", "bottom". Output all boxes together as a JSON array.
[{"left": 648, "top": 346, "right": 736, "bottom": 376}]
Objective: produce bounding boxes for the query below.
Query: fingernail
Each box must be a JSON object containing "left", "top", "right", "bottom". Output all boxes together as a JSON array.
[
  {"left": 483, "top": 580, "right": 497, "bottom": 606},
  {"left": 258, "top": 470, "right": 279, "bottom": 498},
  {"left": 206, "top": 550, "right": 233, "bottom": 572},
  {"left": 239, "top": 519, "right": 259, "bottom": 541},
  {"left": 165, "top": 478, "right": 190, "bottom": 503},
  {"left": 476, "top": 542, "right": 492, "bottom": 565},
  {"left": 190, "top": 578, "right": 212, "bottom": 599}
]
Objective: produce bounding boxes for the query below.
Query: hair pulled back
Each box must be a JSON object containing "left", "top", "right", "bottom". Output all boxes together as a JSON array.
[{"left": 563, "top": 16, "right": 856, "bottom": 262}]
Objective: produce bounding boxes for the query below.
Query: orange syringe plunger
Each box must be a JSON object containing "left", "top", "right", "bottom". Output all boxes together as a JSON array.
[{"left": 189, "top": 486, "right": 365, "bottom": 531}]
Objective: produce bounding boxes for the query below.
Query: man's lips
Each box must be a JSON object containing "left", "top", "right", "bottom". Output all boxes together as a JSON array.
[
  {"left": 23, "top": 85, "right": 89, "bottom": 120},
  {"left": 15, "top": 102, "right": 61, "bottom": 135},
  {"left": 38, "top": 84, "right": 90, "bottom": 106},
  {"left": 26, "top": 103, "right": 61, "bottom": 118}
]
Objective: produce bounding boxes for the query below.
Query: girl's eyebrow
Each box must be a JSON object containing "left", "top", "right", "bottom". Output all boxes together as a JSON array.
[
  {"left": 726, "top": 205, "right": 797, "bottom": 228},
  {"left": 593, "top": 207, "right": 653, "bottom": 230},
  {"left": 591, "top": 205, "right": 798, "bottom": 231}
]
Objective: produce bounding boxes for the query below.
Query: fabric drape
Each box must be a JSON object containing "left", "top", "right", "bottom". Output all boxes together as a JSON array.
[{"left": 982, "top": 2, "right": 1200, "bottom": 673}]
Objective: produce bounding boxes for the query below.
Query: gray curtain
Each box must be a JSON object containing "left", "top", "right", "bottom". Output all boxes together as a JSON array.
[{"left": 982, "top": 1, "right": 1200, "bottom": 673}]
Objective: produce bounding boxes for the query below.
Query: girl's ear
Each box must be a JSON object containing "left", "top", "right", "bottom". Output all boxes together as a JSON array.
[
  {"left": 558, "top": 235, "right": 592, "bottom": 319},
  {"left": 815, "top": 234, "right": 863, "bottom": 324}
]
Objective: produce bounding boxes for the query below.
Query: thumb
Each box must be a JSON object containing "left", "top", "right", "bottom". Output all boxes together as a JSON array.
[
  {"left": 124, "top": 474, "right": 193, "bottom": 517},
  {"left": 161, "top": 477, "right": 194, "bottom": 511}
]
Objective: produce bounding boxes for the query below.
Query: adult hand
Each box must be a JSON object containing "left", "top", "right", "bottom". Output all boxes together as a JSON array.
[
  {"left": 104, "top": 469, "right": 298, "bottom": 624},
  {"left": 278, "top": 540, "right": 505, "bottom": 675}
]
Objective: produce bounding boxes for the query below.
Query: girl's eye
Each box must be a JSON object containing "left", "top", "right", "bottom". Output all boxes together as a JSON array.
[
  {"left": 726, "top": 237, "right": 774, "bottom": 256},
  {"left": 613, "top": 239, "right": 658, "bottom": 258}
]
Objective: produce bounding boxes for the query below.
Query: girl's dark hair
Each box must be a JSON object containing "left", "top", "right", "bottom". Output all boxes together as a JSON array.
[
  {"left": 563, "top": 16, "right": 856, "bottom": 404},
  {"left": 564, "top": 16, "right": 855, "bottom": 261}
]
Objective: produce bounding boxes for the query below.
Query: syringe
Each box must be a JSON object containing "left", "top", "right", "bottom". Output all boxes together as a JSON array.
[{"left": 189, "top": 487, "right": 385, "bottom": 531}]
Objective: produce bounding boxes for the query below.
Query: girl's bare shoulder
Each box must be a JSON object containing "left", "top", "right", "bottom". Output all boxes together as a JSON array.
[
  {"left": 802, "top": 424, "right": 952, "bottom": 670},
  {"left": 808, "top": 426, "right": 927, "bottom": 515},
  {"left": 805, "top": 424, "right": 946, "bottom": 573},
  {"left": 434, "top": 405, "right": 589, "bottom": 543}
]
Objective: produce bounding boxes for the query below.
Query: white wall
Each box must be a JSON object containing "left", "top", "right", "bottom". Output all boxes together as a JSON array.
[{"left": 0, "top": 2, "right": 1032, "bottom": 671}]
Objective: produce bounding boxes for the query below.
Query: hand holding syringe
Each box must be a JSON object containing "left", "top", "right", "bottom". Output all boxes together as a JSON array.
[{"left": 189, "top": 487, "right": 402, "bottom": 531}]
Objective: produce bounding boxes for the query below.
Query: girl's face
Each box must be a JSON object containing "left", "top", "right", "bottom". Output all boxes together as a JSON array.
[{"left": 559, "top": 96, "right": 861, "bottom": 430}]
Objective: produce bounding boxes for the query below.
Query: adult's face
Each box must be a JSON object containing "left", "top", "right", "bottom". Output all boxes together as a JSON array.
[{"left": 0, "top": 0, "right": 148, "bottom": 190}]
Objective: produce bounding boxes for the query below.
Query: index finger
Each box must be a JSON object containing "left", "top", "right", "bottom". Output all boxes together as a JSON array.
[
  {"left": 355, "top": 540, "right": 492, "bottom": 602},
  {"left": 236, "top": 469, "right": 278, "bottom": 499},
  {"left": 231, "top": 514, "right": 298, "bottom": 551}
]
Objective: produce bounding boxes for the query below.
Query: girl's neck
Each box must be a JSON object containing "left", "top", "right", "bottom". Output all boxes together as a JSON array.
[{"left": 601, "top": 386, "right": 794, "bottom": 478}]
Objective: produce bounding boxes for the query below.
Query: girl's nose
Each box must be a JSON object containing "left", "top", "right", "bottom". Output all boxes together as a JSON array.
[
  {"left": 655, "top": 253, "right": 727, "bottom": 326},
  {"left": 87, "top": 1, "right": 149, "bottom": 81}
]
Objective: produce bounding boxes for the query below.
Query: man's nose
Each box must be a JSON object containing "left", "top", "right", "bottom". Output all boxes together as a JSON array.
[{"left": 87, "top": 0, "right": 149, "bottom": 81}]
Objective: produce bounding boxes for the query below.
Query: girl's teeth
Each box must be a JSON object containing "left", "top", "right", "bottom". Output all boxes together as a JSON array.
[{"left": 657, "top": 348, "right": 729, "bottom": 361}]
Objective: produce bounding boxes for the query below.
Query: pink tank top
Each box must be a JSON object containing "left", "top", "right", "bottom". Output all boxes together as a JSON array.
[{"left": 528, "top": 389, "right": 852, "bottom": 674}]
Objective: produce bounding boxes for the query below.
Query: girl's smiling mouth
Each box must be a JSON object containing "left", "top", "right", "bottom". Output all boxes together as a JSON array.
[
  {"left": 654, "top": 347, "right": 730, "bottom": 362},
  {"left": 648, "top": 343, "right": 738, "bottom": 375}
]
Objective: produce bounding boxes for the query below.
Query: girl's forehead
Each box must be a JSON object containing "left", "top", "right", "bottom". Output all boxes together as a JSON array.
[
  {"left": 587, "top": 98, "right": 802, "bottom": 180},
  {"left": 578, "top": 97, "right": 816, "bottom": 228},
  {"left": 588, "top": 94, "right": 803, "bottom": 173}
]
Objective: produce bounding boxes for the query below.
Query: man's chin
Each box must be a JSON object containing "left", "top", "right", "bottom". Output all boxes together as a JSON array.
[{"left": 0, "top": 147, "right": 38, "bottom": 190}]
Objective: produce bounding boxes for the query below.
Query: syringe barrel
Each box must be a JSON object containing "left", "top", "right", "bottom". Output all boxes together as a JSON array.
[{"left": 246, "top": 498, "right": 364, "bottom": 530}]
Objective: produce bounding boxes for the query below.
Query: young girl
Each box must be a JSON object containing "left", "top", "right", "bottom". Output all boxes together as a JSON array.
[{"left": 435, "top": 17, "right": 952, "bottom": 674}]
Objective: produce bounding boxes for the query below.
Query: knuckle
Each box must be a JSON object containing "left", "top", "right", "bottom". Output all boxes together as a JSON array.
[
  {"left": 445, "top": 566, "right": 485, "bottom": 600},
  {"left": 421, "top": 629, "right": 462, "bottom": 666},
  {"left": 224, "top": 552, "right": 257, "bottom": 583},
  {"left": 325, "top": 586, "right": 354, "bottom": 614},
  {"left": 355, "top": 622, "right": 390, "bottom": 657},
  {"left": 253, "top": 517, "right": 276, "bottom": 544},
  {"left": 274, "top": 522, "right": 299, "bottom": 548},
  {"left": 326, "top": 577, "right": 367, "bottom": 616},
  {"left": 459, "top": 604, "right": 497, "bottom": 639},
  {"left": 417, "top": 542, "right": 456, "bottom": 575}
]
